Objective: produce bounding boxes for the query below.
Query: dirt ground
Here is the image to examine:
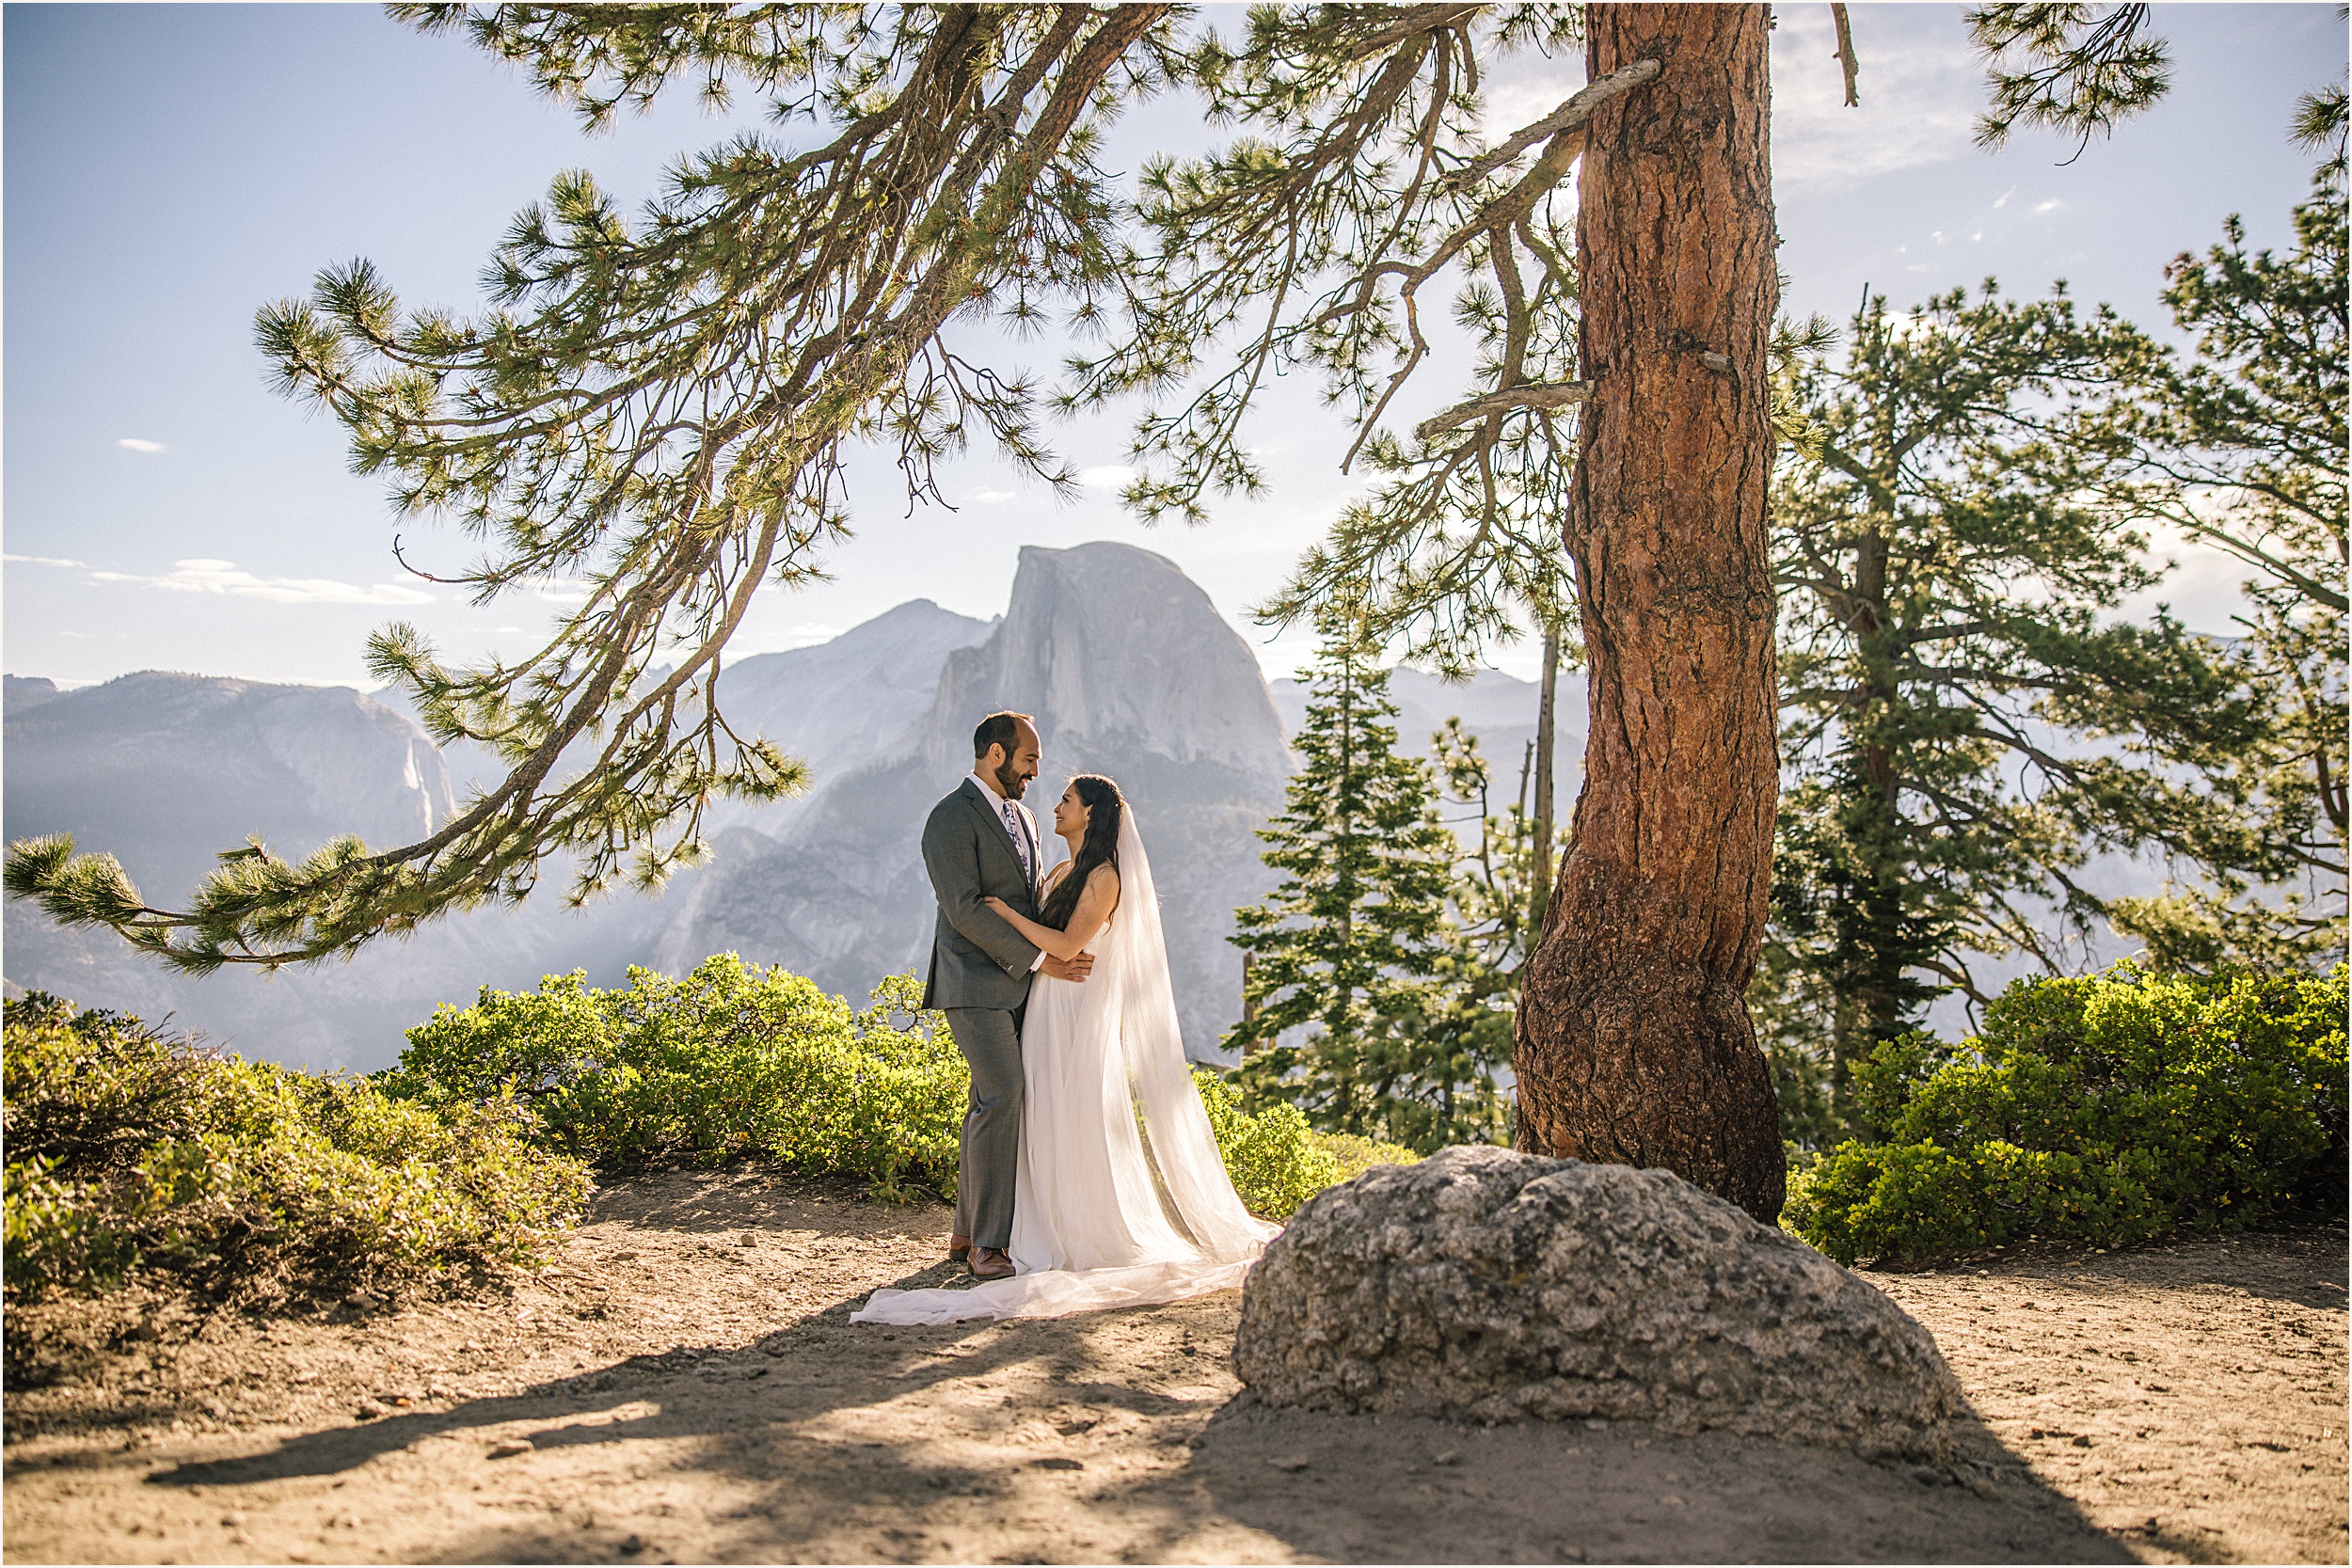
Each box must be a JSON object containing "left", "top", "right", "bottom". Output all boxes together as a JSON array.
[{"left": 3, "top": 1171, "right": 2343, "bottom": 1565}]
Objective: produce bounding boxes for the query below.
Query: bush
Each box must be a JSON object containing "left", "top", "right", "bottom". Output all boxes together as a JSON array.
[
  {"left": 389, "top": 955, "right": 1421, "bottom": 1218},
  {"left": 384, "top": 958, "right": 967, "bottom": 1200},
  {"left": 1786, "top": 964, "right": 2347, "bottom": 1264},
  {"left": 1190, "top": 1072, "right": 1422, "bottom": 1215},
  {"left": 1311, "top": 1131, "right": 1424, "bottom": 1184},
  {"left": 1193, "top": 1069, "right": 1343, "bottom": 1216},
  {"left": 1, "top": 993, "right": 587, "bottom": 1301}
]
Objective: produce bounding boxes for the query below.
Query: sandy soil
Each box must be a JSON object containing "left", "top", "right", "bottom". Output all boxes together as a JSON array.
[{"left": 3, "top": 1171, "right": 2342, "bottom": 1565}]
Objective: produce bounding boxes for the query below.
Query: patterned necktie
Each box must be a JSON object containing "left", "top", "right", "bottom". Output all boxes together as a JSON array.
[{"left": 1002, "top": 800, "right": 1031, "bottom": 883}]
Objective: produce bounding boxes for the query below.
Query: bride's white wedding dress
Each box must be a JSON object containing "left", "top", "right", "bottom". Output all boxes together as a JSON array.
[{"left": 851, "top": 807, "right": 1279, "bottom": 1325}]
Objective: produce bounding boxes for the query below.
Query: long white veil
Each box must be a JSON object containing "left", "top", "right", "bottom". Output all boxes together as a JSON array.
[
  {"left": 850, "top": 800, "right": 1276, "bottom": 1325},
  {"left": 1105, "top": 805, "right": 1277, "bottom": 1263}
]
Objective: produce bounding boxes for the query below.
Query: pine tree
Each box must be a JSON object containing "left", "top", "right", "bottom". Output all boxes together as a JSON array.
[
  {"left": 1509, "top": 6, "right": 1786, "bottom": 1220},
  {"left": 1226, "top": 626, "right": 1464, "bottom": 1150},
  {"left": 2069, "top": 171, "right": 2347, "bottom": 968},
  {"left": 1763, "top": 281, "right": 2265, "bottom": 1132},
  {"left": 1407, "top": 718, "right": 1539, "bottom": 1148}
]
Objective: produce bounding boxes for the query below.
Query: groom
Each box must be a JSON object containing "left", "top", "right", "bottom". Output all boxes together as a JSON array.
[{"left": 921, "top": 710, "right": 1093, "bottom": 1281}]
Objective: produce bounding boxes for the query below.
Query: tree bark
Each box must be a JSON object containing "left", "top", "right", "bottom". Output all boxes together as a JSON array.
[
  {"left": 1512, "top": 3, "right": 1786, "bottom": 1221},
  {"left": 1531, "top": 622, "right": 1561, "bottom": 928}
]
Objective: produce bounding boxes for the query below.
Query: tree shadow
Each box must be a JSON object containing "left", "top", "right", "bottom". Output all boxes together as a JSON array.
[
  {"left": 138, "top": 1253, "right": 1204, "bottom": 1493},
  {"left": 137, "top": 1246, "right": 2140, "bottom": 1566},
  {"left": 583, "top": 1166, "right": 928, "bottom": 1238},
  {"left": 103, "top": 1171, "right": 2243, "bottom": 1563},
  {"left": 1186, "top": 1395, "right": 2136, "bottom": 1565}
]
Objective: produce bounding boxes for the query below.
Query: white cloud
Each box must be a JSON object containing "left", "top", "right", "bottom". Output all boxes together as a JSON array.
[
  {"left": 1769, "top": 8, "right": 1979, "bottom": 196},
  {"left": 966, "top": 489, "right": 1017, "bottom": 504},
  {"left": 1994, "top": 185, "right": 2017, "bottom": 209},
  {"left": 2035, "top": 199, "right": 2061, "bottom": 214},
  {"left": 5, "top": 553, "right": 88, "bottom": 569},
  {"left": 116, "top": 437, "right": 167, "bottom": 453},
  {"left": 87, "top": 558, "right": 433, "bottom": 606},
  {"left": 1077, "top": 466, "right": 1135, "bottom": 490}
]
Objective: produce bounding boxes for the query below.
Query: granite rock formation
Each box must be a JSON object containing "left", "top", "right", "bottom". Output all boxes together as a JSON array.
[{"left": 1234, "top": 1145, "right": 1963, "bottom": 1458}]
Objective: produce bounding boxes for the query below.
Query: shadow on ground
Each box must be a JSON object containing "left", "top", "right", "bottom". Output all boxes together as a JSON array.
[{"left": 134, "top": 1249, "right": 2131, "bottom": 1564}]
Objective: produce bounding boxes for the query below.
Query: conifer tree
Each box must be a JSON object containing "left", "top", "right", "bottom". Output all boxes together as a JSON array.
[
  {"left": 1763, "top": 282, "right": 2265, "bottom": 1129},
  {"left": 1405, "top": 718, "right": 1539, "bottom": 1147},
  {"left": 2066, "top": 171, "right": 2347, "bottom": 968},
  {"left": 1225, "top": 625, "right": 1466, "bottom": 1150}
]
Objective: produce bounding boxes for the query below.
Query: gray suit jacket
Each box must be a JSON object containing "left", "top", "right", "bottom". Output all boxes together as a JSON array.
[{"left": 921, "top": 779, "right": 1045, "bottom": 1011}]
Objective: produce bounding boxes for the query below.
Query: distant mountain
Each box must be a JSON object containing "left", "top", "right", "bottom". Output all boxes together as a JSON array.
[
  {"left": 0, "top": 673, "right": 650, "bottom": 1069},
  {"left": 701, "top": 600, "right": 994, "bottom": 839},
  {"left": 4, "top": 673, "right": 453, "bottom": 896},
  {"left": 4, "top": 675, "right": 64, "bottom": 718},
  {"left": 656, "top": 543, "right": 1295, "bottom": 1059}
]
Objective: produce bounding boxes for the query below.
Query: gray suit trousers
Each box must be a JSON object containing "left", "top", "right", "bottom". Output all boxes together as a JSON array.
[{"left": 946, "top": 1006, "right": 1023, "bottom": 1249}]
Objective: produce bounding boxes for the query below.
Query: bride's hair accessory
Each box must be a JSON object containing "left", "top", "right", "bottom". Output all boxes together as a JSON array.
[{"left": 1039, "top": 774, "right": 1122, "bottom": 930}]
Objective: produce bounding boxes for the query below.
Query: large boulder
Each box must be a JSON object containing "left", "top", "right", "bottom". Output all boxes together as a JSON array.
[{"left": 1234, "top": 1146, "right": 1963, "bottom": 1459}]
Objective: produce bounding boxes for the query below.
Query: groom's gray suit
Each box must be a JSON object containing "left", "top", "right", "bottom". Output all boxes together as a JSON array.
[{"left": 921, "top": 778, "right": 1044, "bottom": 1252}]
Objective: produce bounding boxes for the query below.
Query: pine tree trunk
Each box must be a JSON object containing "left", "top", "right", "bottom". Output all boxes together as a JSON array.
[
  {"left": 1512, "top": 3, "right": 1785, "bottom": 1221},
  {"left": 1531, "top": 624, "right": 1561, "bottom": 928}
]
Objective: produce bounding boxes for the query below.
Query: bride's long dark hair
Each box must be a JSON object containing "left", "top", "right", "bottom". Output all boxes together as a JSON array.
[{"left": 1039, "top": 774, "right": 1123, "bottom": 930}]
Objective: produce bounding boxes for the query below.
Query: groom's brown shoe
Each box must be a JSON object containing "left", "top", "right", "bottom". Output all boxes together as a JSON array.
[
  {"left": 947, "top": 1233, "right": 971, "bottom": 1262},
  {"left": 968, "top": 1246, "right": 1015, "bottom": 1280}
]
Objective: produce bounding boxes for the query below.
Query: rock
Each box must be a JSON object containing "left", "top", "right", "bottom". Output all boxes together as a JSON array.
[
  {"left": 488, "top": 1438, "right": 533, "bottom": 1458},
  {"left": 1234, "top": 1146, "right": 1963, "bottom": 1460},
  {"left": 353, "top": 1398, "right": 388, "bottom": 1420}
]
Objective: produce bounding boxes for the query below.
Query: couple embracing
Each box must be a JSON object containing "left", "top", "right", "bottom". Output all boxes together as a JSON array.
[{"left": 852, "top": 712, "right": 1278, "bottom": 1325}]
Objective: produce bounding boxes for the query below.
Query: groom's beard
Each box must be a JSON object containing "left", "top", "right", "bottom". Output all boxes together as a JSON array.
[{"left": 993, "top": 758, "right": 1027, "bottom": 799}]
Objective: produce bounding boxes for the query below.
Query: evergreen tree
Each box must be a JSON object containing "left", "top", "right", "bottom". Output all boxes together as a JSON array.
[
  {"left": 1406, "top": 718, "right": 1541, "bottom": 1148},
  {"left": 4, "top": 4, "right": 1606, "bottom": 970},
  {"left": 1764, "top": 282, "right": 2263, "bottom": 1132},
  {"left": 1226, "top": 626, "right": 1466, "bottom": 1150},
  {"left": 2063, "top": 172, "right": 2347, "bottom": 968}
]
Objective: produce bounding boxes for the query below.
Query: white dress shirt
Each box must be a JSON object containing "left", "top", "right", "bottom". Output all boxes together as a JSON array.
[{"left": 968, "top": 771, "right": 1047, "bottom": 973}]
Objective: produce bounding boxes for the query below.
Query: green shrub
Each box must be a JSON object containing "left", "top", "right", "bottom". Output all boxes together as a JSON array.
[
  {"left": 1310, "top": 1131, "right": 1423, "bottom": 1184},
  {"left": 1193, "top": 1069, "right": 1346, "bottom": 1217},
  {"left": 385, "top": 958, "right": 967, "bottom": 1199},
  {"left": 389, "top": 955, "right": 1422, "bottom": 1218},
  {"left": 1786, "top": 964, "right": 2347, "bottom": 1264},
  {"left": 1, "top": 994, "right": 587, "bottom": 1300}
]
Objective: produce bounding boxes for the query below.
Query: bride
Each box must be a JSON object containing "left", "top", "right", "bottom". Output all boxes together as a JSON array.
[{"left": 851, "top": 774, "right": 1279, "bottom": 1325}]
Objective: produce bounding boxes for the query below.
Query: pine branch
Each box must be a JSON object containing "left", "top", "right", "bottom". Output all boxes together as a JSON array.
[{"left": 1412, "top": 380, "right": 1590, "bottom": 444}]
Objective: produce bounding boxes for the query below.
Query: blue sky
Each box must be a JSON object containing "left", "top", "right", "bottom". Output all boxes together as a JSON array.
[{"left": 5, "top": 4, "right": 2343, "bottom": 688}]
